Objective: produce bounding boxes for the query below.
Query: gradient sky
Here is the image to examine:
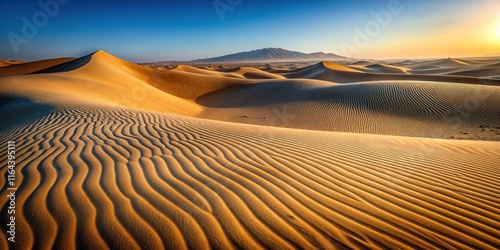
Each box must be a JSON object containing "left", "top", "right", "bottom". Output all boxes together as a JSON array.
[{"left": 0, "top": 0, "right": 499, "bottom": 62}]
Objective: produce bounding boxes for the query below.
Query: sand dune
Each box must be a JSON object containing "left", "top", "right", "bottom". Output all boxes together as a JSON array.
[
  {"left": 173, "top": 65, "right": 284, "bottom": 79},
  {"left": 284, "top": 62, "right": 362, "bottom": 81},
  {"left": 198, "top": 79, "right": 500, "bottom": 139},
  {"left": 349, "top": 60, "right": 373, "bottom": 65},
  {"left": 407, "top": 58, "right": 472, "bottom": 70},
  {"left": 0, "top": 58, "right": 74, "bottom": 77},
  {"left": 451, "top": 59, "right": 471, "bottom": 65},
  {"left": 446, "top": 67, "right": 500, "bottom": 79},
  {"left": 0, "top": 60, "right": 24, "bottom": 68},
  {"left": 0, "top": 51, "right": 259, "bottom": 115},
  {"left": 286, "top": 61, "right": 500, "bottom": 86},
  {"left": 0, "top": 52, "right": 201, "bottom": 115},
  {"left": 391, "top": 60, "right": 418, "bottom": 66},
  {"left": 1, "top": 102, "right": 500, "bottom": 249},
  {"left": 172, "top": 65, "right": 244, "bottom": 78},
  {"left": 1, "top": 51, "right": 499, "bottom": 249},
  {"left": 384, "top": 58, "right": 500, "bottom": 79},
  {"left": 353, "top": 63, "right": 410, "bottom": 74},
  {"left": 230, "top": 67, "right": 285, "bottom": 79},
  {"left": 436, "top": 60, "right": 500, "bottom": 79}
]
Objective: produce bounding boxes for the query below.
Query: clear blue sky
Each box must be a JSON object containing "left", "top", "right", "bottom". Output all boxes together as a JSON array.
[{"left": 0, "top": 0, "right": 498, "bottom": 62}]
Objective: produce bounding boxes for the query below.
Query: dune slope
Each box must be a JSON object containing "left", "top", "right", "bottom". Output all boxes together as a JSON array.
[
  {"left": 0, "top": 104, "right": 499, "bottom": 249},
  {"left": 0, "top": 58, "right": 74, "bottom": 77},
  {"left": 198, "top": 79, "right": 500, "bottom": 140},
  {"left": 285, "top": 62, "right": 500, "bottom": 86},
  {"left": 0, "top": 60, "right": 24, "bottom": 68},
  {"left": 0, "top": 51, "right": 256, "bottom": 116}
]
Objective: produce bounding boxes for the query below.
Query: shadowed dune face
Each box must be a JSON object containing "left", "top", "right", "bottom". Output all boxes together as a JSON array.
[
  {"left": 353, "top": 63, "right": 410, "bottom": 74},
  {"left": 285, "top": 62, "right": 500, "bottom": 86},
  {"left": 0, "top": 96, "right": 54, "bottom": 132},
  {"left": 0, "top": 58, "right": 74, "bottom": 77},
  {"left": 1, "top": 51, "right": 500, "bottom": 249},
  {"left": 197, "top": 80, "right": 500, "bottom": 139},
  {"left": 32, "top": 54, "right": 93, "bottom": 74}
]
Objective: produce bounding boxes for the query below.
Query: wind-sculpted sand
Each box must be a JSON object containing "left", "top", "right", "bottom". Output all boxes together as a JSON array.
[
  {"left": 0, "top": 51, "right": 499, "bottom": 249},
  {"left": 0, "top": 58, "right": 74, "bottom": 77}
]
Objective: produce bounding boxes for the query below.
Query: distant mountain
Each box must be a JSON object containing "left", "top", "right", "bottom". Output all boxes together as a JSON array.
[{"left": 192, "top": 48, "right": 347, "bottom": 63}]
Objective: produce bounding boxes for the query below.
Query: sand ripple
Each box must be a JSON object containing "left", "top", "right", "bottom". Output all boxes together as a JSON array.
[{"left": 1, "top": 107, "right": 499, "bottom": 249}]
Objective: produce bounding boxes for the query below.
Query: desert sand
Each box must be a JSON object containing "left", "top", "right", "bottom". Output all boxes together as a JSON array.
[{"left": 1, "top": 51, "right": 499, "bottom": 249}]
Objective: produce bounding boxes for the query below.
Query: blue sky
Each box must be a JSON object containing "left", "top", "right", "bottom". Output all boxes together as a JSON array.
[{"left": 0, "top": 0, "right": 498, "bottom": 62}]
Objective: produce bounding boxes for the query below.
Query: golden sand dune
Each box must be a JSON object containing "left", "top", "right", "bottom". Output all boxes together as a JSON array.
[
  {"left": 391, "top": 60, "right": 418, "bottom": 66},
  {"left": 387, "top": 58, "right": 500, "bottom": 78},
  {"left": 198, "top": 79, "right": 500, "bottom": 139},
  {"left": 286, "top": 61, "right": 500, "bottom": 85},
  {"left": 0, "top": 58, "right": 74, "bottom": 77},
  {"left": 229, "top": 67, "right": 286, "bottom": 79},
  {"left": 350, "top": 63, "right": 410, "bottom": 74},
  {"left": 406, "top": 58, "right": 472, "bottom": 70},
  {"left": 0, "top": 52, "right": 200, "bottom": 115},
  {"left": 3, "top": 52, "right": 498, "bottom": 139},
  {"left": 285, "top": 62, "right": 360, "bottom": 79},
  {"left": 0, "top": 60, "right": 24, "bottom": 68},
  {"left": 350, "top": 60, "right": 374, "bottom": 65},
  {"left": 172, "top": 65, "right": 245, "bottom": 78},
  {"left": 0, "top": 51, "right": 258, "bottom": 115},
  {"left": 1, "top": 103, "right": 499, "bottom": 249},
  {"left": 1, "top": 51, "right": 499, "bottom": 249},
  {"left": 442, "top": 63, "right": 500, "bottom": 79},
  {"left": 173, "top": 65, "right": 284, "bottom": 80}
]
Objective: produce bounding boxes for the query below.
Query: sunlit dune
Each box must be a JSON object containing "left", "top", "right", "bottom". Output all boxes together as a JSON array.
[
  {"left": 349, "top": 63, "right": 410, "bottom": 74},
  {"left": 1, "top": 51, "right": 499, "bottom": 249},
  {"left": 0, "top": 60, "right": 24, "bottom": 68}
]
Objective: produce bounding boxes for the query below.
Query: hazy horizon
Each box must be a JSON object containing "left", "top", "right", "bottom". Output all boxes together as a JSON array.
[{"left": 1, "top": 0, "right": 499, "bottom": 62}]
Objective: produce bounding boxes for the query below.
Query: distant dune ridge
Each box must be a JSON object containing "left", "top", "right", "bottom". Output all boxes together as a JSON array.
[
  {"left": 0, "top": 60, "right": 24, "bottom": 68},
  {"left": 1, "top": 50, "right": 500, "bottom": 249}
]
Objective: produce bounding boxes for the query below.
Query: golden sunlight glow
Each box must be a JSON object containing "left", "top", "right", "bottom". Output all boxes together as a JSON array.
[
  {"left": 496, "top": 23, "right": 500, "bottom": 42},
  {"left": 491, "top": 14, "right": 500, "bottom": 44}
]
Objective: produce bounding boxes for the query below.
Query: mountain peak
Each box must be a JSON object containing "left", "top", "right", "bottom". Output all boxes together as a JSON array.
[{"left": 193, "top": 48, "right": 346, "bottom": 63}]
